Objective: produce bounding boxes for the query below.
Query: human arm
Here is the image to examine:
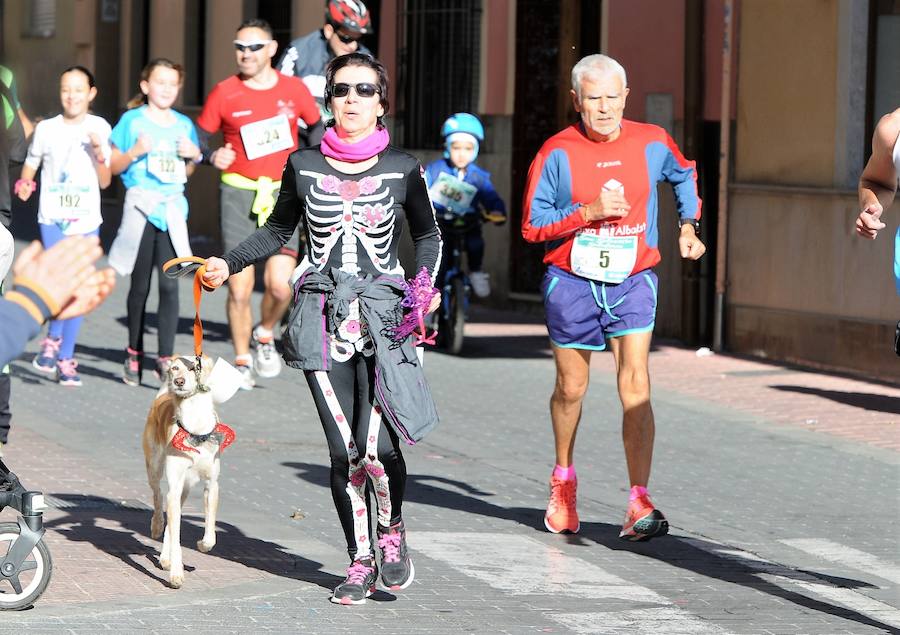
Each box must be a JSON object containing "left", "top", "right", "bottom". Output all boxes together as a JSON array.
[
  {"left": 14, "top": 164, "right": 37, "bottom": 201},
  {"left": 856, "top": 112, "right": 900, "bottom": 239},
  {"left": 473, "top": 169, "right": 507, "bottom": 224},
  {"left": 17, "top": 107, "right": 32, "bottom": 139},
  {"left": 1, "top": 236, "right": 115, "bottom": 365},
  {"left": 521, "top": 149, "right": 596, "bottom": 243},
  {"left": 658, "top": 133, "right": 705, "bottom": 260},
  {"left": 87, "top": 131, "right": 112, "bottom": 189},
  {"left": 404, "top": 164, "right": 443, "bottom": 291}
]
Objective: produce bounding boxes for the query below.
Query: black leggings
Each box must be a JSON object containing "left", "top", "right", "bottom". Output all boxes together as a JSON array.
[
  {"left": 305, "top": 353, "right": 406, "bottom": 560},
  {"left": 127, "top": 223, "right": 178, "bottom": 356}
]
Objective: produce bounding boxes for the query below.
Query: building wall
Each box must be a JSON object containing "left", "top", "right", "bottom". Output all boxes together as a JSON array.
[
  {"left": 734, "top": 0, "right": 839, "bottom": 187},
  {"left": 727, "top": 0, "right": 899, "bottom": 380}
]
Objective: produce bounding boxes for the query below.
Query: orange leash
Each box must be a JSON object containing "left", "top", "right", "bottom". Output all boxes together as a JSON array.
[{"left": 162, "top": 256, "right": 213, "bottom": 358}]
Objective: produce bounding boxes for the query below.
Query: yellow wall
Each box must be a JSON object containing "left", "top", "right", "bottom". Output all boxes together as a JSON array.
[{"left": 735, "top": 0, "right": 839, "bottom": 187}]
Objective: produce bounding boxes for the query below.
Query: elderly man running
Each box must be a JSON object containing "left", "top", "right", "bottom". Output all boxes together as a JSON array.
[{"left": 522, "top": 54, "right": 705, "bottom": 540}]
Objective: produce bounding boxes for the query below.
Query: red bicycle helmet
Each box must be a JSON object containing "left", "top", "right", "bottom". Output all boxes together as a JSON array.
[{"left": 327, "top": 0, "right": 372, "bottom": 35}]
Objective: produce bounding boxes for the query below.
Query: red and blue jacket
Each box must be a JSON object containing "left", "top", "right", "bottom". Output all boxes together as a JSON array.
[{"left": 521, "top": 120, "right": 701, "bottom": 277}]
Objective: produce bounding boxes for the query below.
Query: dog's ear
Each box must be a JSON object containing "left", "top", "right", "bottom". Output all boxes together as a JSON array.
[{"left": 200, "top": 355, "right": 214, "bottom": 383}]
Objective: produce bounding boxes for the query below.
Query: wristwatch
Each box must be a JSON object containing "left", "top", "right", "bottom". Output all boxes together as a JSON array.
[{"left": 678, "top": 218, "right": 700, "bottom": 235}]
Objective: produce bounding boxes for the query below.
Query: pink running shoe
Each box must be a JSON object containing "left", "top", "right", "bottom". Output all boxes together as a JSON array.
[
  {"left": 56, "top": 358, "right": 82, "bottom": 387},
  {"left": 544, "top": 475, "right": 580, "bottom": 534},
  {"left": 331, "top": 558, "right": 378, "bottom": 605},
  {"left": 32, "top": 336, "right": 61, "bottom": 374}
]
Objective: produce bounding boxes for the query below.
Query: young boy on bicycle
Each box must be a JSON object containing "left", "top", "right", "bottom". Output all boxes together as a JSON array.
[{"left": 424, "top": 113, "right": 506, "bottom": 298}]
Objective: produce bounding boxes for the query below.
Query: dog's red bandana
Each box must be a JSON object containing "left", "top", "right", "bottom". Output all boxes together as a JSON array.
[{"left": 171, "top": 423, "right": 236, "bottom": 454}]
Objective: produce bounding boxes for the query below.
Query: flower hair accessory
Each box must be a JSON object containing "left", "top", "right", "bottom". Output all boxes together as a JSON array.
[{"left": 393, "top": 267, "right": 438, "bottom": 345}]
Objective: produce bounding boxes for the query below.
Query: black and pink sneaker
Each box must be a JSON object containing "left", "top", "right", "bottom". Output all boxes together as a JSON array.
[
  {"left": 377, "top": 521, "right": 415, "bottom": 590},
  {"left": 331, "top": 557, "right": 378, "bottom": 605}
]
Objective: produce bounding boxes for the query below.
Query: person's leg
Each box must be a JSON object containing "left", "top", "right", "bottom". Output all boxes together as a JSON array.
[
  {"left": 154, "top": 229, "right": 179, "bottom": 360},
  {"left": 226, "top": 266, "right": 255, "bottom": 356},
  {"left": 465, "top": 225, "right": 485, "bottom": 272},
  {"left": 260, "top": 253, "right": 295, "bottom": 331},
  {"left": 127, "top": 224, "right": 157, "bottom": 355},
  {"left": 0, "top": 373, "right": 10, "bottom": 449},
  {"left": 550, "top": 346, "right": 592, "bottom": 467},
  {"left": 305, "top": 357, "right": 379, "bottom": 604},
  {"left": 354, "top": 355, "right": 415, "bottom": 590},
  {"left": 219, "top": 183, "right": 258, "bottom": 366},
  {"left": 604, "top": 271, "right": 667, "bottom": 541},
  {"left": 608, "top": 332, "right": 654, "bottom": 487}
]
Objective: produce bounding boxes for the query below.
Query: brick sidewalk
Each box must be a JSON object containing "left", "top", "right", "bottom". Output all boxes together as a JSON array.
[{"left": 466, "top": 319, "right": 900, "bottom": 451}]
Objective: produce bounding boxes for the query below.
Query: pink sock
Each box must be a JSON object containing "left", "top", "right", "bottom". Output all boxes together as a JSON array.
[
  {"left": 629, "top": 485, "right": 649, "bottom": 501},
  {"left": 553, "top": 464, "right": 576, "bottom": 480}
]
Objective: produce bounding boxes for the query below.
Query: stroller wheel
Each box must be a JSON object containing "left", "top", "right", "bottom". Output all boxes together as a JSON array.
[{"left": 0, "top": 522, "right": 53, "bottom": 610}]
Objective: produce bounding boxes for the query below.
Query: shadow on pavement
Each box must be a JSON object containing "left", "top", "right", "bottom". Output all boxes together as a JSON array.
[
  {"left": 771, "top": 384, "right": 900, "bottom": 415},
  {"left": 426, "top": 335, "right": 554, "bottom": 360},
  {"left": 283, "top": 461, "right": 547, "bottom": 533},
  {"left": 43, "top": 494, "right": 342, "bottom": 593},
  {"left": 576, "top": 521, "right": 896, "bottom": 634}
]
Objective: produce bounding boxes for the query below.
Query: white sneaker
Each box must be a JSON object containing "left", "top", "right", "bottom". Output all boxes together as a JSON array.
[
  {"left": 235, "top": 361, "right": 256, "bottom": 390},
  {"left": 251, "top": 326, "right": 283, "bottom": 378},
  {"left": 469, "top": 271, "right": 491, "bottom": 298}
]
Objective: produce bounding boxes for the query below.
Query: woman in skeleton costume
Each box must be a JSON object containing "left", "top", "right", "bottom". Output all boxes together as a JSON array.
[{"left": 203, "top": 52, "right": 441, "bottom": 605}]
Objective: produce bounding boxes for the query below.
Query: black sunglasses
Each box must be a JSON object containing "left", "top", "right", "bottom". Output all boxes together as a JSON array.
[
  {"left": 331, "top": 82, "right": 380, "bottom": 98},
  {"left": 336, "top": 32, "right": 361, "bottom": 44},
  {"left": 233, "top": 40, "right": 269, "bottom": 53}
]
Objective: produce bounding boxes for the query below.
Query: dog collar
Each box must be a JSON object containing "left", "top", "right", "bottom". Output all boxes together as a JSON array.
[
  {"left": 176, "top": 356, "right": 211, "bottom": 396},
  {"left": 171, "top": 418, "right": 236, "bottom": 454}
]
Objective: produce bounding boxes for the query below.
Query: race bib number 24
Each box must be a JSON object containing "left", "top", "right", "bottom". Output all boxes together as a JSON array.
[{"left": 240, "top": 114, "right": 293, "bottom": 160}]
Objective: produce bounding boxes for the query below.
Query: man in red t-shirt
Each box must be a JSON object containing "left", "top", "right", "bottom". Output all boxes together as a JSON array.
[{"left": 197, "top": 18, "right": 321, "bottom": 389}]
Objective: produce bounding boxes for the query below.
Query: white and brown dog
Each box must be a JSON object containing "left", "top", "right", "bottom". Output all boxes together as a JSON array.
[{"left": 142, "top": 355, "right": 235, "bottom": 588}]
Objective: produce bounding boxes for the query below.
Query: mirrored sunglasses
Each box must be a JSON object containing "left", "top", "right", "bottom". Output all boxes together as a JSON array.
[
  {"left": 233, "top": 40, "right": 271, "bottom": 53},
  {"left": 331, "top": 82, "right": 380, "bottom": 98}
]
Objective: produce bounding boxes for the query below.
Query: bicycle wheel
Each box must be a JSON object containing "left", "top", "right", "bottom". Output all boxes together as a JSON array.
[
  {"left": 447, "top": 277, "right": 466, "bottom": 355},
  {"left": 0, "top": 522, "right": 53, "bottom": 610}
]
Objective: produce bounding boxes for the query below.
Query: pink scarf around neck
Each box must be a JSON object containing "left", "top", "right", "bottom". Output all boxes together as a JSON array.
[{"left": 320, "top": 126, "right": 390, "bottom": 162}]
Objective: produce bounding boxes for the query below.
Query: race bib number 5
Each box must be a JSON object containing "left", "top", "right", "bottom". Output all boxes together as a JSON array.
[
  {"left": 44, "top": 183, "right": 92, "bottom": 220},
  {"left": 428, "top": 172, "right": 477, "bottom": 214},
  {"left": 240, "top": 114, "right": 293, "bottom": 160},
  {"left": 570, "top": 232, "right": 638, "bottom": 284}
]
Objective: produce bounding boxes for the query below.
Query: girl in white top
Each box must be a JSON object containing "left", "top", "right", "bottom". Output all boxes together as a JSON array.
[{"left": 15, "top": 65, "right": 112, "bottom": 387}]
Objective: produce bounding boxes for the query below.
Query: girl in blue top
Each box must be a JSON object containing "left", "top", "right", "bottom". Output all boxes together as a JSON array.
[{"left": 108, "top": 59, "right": 201, "bottom": 386}]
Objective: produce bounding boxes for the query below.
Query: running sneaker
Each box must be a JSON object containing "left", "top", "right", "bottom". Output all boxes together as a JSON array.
[
  {"left": 544, "top": 475, "right": 580, "bottom": 534},
  {"left": 251, "top": 325, "right": 282, "bottom": 378},
  {"left": 123, "top": 347, "right": 142, "bottom": 387},
  {"left": 330, "top": 557, "right": 378, "bottom": 605},
  {"left": 619, "top": 493, "right": 669, "bottom": 542},
  {"left": 154, "top": 356, "right": 173, "bottom": 383},
  {"left": 56, "top": 358, "right": 82, "bottom": 387},
  {"left": 32, "top": 336, "right": 61, "bottom": 374},
  {"left": 469, "top": 271, "right": 491, "bottom": 298},
  {"left": 377, "top": 521, "right": 415, "bottom": 590},
  {"left": 235, "top": 359, "right": 256, "bottom": 390}
]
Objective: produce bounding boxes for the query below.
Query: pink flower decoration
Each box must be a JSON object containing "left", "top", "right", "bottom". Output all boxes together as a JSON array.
[
  {"left": 365, "top": 464, "right": 386, "bottom": 479},
  {"left": 338, "top": 179, "right": 361, "bottom": 201},
  {"left": 363, "top": 204, "right": 385, "bottom": 226},
  {"left": 321, "top": 175, "right": 341, "bottom": 193},
  {"left": 359, "top": 176, "right": 378, "bottom": 194},
  {"left": 345, "top": 320, "right": 361, "bottom": 334}
]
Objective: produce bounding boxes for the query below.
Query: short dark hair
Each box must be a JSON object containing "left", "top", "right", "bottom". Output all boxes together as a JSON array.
[
  {"left": 236, "top": 18, "right": 274, "bottom": 38},
  {"left": 323, "top": 53, "right": 390, "bottom": 128},
  {"left": 60, "top": 65, "right": 96, "bottom": 89}
]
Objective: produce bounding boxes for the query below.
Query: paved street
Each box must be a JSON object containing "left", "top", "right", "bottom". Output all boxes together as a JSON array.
[{"left": 0, "top": 252, "right": 898, "bottom": 634}]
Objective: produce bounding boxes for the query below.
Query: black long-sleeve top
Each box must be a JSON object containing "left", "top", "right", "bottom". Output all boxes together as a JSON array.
[{"left": 223, "top": 146, "right": 442, "bottom": 282}]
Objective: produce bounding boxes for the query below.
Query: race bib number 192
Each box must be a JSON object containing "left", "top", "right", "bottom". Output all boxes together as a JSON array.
[
  {"left": 44, "top": 183, "right": 92, "bottom": 220},
  {"left": 240, "top": 114, "right": 293, "bottom": 160}
]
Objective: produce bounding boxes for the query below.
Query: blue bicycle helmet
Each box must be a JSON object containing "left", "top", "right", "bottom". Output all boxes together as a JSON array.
[{"left": 441, "top": 112, "right": 484, "bottom": 161}]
